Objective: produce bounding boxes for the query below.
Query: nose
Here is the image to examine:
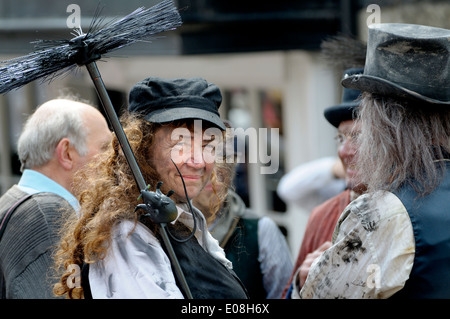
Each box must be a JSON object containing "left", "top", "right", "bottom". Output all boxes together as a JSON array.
[
  {"left": 338, "top": 138, "right": 357, "bottom": 162},
  {"left": 185, "top": 143, "right": 206, "bottom": 169}
]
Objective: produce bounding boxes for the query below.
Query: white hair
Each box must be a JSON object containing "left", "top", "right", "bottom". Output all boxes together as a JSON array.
[
  {"left": 17, "top": 99, "right": 92, "bottom": 171},
  {"left": 356, "top": 93, "right": 450, "bottom": 196}
]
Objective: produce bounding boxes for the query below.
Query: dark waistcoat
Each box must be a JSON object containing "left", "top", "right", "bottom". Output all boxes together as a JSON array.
[
  {"left": 224, "top": 218, "right": 265, "bottom": 299},
  {"left": 393, "top": 162, "right": 450, "bottom": 298},
  {"left": 162, "top": 223, "right": 249, "bottom": 299}
]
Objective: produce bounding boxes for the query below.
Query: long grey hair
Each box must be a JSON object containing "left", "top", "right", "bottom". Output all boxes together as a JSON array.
[
  {"left": 356, "top": 93, "right": 450, "bottom": 196},
  {"left": 17, "top": 99, "right": 89, "bottom": 172}
]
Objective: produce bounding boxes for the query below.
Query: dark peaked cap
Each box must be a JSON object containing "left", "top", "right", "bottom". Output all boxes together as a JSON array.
[
  {"left": 324, "top": 68, "right": 364, "bottom": 128},
  {"left": 128, "top": 77, "right": 226, "bottom": 130}
]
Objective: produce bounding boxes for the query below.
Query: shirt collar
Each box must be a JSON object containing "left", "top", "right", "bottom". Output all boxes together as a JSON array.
[{"left": 18, "top": 169, "right": 80, "bottom": 211}]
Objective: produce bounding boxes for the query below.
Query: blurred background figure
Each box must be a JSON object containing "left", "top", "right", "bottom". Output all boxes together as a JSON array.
[{"left": 283, "top": 68, "right": 367, "bottom": 298}]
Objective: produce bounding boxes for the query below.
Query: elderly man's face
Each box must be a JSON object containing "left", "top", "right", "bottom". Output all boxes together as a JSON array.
[
  {"left": 74, "top": 106, "right": 112, "bottom": 171},
  {"left": 150, "top": 122, "right": 219, "bottom": 202},
  {"left": 336, "top": 119, "right": 366, "bottom": 193}
]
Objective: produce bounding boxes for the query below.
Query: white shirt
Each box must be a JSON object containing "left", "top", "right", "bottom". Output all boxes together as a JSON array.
[
  {"left": 89, "top": 205, "right": 231, "bottom": 299},
  {"left": 258, "top": 217, "right": 293, "bottom": 299},
  {"left": 293, "top": 191, "right": 415, "bottom": 299}
]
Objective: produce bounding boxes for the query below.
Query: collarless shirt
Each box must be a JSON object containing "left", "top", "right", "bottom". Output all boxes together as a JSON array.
[
  {"left": 17, "top": 169, "right": 79, "bottom": 211},
  {"left": 294, "top": 190, "right": 415, "bottom": 299}
]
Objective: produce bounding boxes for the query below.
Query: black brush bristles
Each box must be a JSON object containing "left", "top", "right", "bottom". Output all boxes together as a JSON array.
[{"left": 0, "top": 0, "right": 182, "bottom": 94}]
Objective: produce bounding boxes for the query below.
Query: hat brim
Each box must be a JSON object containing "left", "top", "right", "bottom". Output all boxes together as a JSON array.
[
  {"left": 342, "top": 74, "right": 450, "bottom": 106},
  {"left": 144, "top": 107, "right": 226, "bottom": 130},
  {"left": 324, "top": 102, "right": 359, "bottom": 128}
]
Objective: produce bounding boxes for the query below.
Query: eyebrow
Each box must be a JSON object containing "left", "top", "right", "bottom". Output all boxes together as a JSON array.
[
  {"left": 202, "top": 134, "right": 216, "bottom": 142},
  {"left": 170, "top": 133, "right": 217, "bottom": 143}
]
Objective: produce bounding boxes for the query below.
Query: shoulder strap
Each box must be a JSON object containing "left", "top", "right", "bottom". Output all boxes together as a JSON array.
[
  {"left": 0, "top": 194, "right": 34, "bottom": 242},
  {"left": 81, "top": 263, "right": 92, "bottom": 299}
]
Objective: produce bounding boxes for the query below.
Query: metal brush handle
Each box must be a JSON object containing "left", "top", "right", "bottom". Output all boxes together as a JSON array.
[
  {"left": 85, "top": 61, "right": 193, "bottom": 299},
  {"left": 85, "top": 63, "right": 146, "bottom": 190}
]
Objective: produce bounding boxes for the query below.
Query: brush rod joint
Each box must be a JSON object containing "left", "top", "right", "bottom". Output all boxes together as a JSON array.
[{"left": 69, "top": 35, "right": 101, "bottom": 66}]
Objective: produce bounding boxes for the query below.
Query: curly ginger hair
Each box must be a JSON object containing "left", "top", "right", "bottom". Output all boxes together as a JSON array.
[{"left": 53, "top": 112, "right": 226, "bottom": 298}]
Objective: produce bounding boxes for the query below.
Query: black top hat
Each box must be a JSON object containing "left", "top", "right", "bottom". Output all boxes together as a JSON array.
[
  {"left": 128, "top": 77, "right": 226, "bottom": 130},
  {"left": 342, "top": 23, "right": 450, "bottom": 106},
  {"left": 324, "top": 68, "right": 363, "bottom": 127}
]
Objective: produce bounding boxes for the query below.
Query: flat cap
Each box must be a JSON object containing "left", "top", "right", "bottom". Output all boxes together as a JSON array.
[{"left": 128, "top": 76, "right": 226, "bottom": 130}]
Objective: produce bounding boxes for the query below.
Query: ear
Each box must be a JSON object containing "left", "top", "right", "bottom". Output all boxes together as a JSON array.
[{"left": 55, "top": 138, "right": 74, "bottom": 171}]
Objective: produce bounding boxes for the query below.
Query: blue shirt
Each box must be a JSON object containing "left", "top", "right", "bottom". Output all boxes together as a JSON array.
[{"left": 17, "top": 169, "right": 80, "bottom": 212}]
